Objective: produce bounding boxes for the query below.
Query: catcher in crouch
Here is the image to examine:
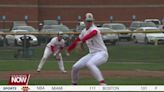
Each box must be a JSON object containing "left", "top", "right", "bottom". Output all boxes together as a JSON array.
[{"left": 37, "top": 31, "right": 67, "bottom": 73}]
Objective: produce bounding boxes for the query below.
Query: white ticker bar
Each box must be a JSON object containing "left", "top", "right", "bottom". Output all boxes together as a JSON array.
[{"left": 0, "top": 85, "right": 164, "bottom": 91}]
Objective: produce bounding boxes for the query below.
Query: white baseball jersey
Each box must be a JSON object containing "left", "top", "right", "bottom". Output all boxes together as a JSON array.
[
  {"left": 79, "top": 25, "right": 107, "bottom": 54},
  {"left": 47, "top": 37, "right": 65, "bottom": 50}
]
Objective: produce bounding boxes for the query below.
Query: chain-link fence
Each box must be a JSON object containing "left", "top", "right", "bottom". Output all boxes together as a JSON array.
[
  {"left": 0, "top": 33, "right": 76, "bottom": 61},
  {"left": 0, "top": 30, "right": 164, "bottom": 61}
]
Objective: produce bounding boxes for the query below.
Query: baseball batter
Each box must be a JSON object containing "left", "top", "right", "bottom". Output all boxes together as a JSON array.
[
  {"left": 67, "top": 13, "right": 109, "bottom": 85},
  {"left": 37, "top": 32, "right": 67, "bottom": 73}
]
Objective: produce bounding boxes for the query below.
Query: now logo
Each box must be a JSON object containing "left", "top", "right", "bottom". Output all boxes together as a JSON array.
[{"left": 8, "top": 74, "right": 30, "bottom": 85}]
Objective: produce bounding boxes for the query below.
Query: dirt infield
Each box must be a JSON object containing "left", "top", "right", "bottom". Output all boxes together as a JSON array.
[{"left": 1, "top": 70, "right": 164, "bottom": 80}]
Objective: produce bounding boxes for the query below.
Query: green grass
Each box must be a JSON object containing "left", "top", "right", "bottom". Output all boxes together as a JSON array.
[
  {"left": 0, "top": 60, "right": 164, "bottom": 71},
  {"left": 110, "top": 45, "right": 164, "bottom": 62},
  {"left": 1, "top": 45, "right": 164, "bottom": 63},
  {"left": 1, "top": 45, "right": 164, "bottom": 85}
]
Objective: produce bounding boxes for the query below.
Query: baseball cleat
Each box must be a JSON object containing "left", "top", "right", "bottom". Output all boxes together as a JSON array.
[
  {"left": 37, "top": 69, "right": 40, "bottom": 72},
  {"left": 100, "top": 83, "right": 107, "bottom": 85},
  {"left": 72, "top": 83, "right": 77, "bottom": 85},
  {"left": 62, "top": 70, "right": 67, "bottom": 73}
]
